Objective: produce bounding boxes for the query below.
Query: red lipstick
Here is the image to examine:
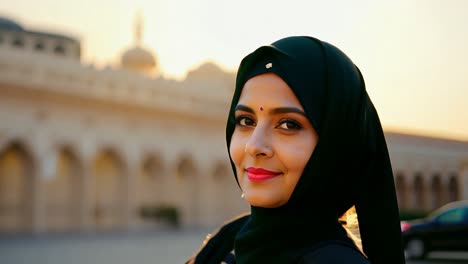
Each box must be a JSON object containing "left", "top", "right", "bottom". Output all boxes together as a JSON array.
[{"left": 246, "top": 167, "right": 282, "bottom": 182}]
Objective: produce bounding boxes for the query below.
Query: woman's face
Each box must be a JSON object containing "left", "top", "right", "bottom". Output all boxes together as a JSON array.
[{"left": 230, "top": 73, "right": 319, "bottom": 208}]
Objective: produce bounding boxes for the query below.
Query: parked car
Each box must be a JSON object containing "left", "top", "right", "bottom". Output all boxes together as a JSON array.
[{"left": 401, "top": 200, "right": 468, "bottom": 259}]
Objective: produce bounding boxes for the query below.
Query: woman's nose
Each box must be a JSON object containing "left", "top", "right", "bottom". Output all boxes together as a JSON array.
[{"left": 244, "top": 125, "right": 273, "bottom": 158}]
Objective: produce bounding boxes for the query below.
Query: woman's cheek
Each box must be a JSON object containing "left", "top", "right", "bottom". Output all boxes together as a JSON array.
[{"left": 229, "top": 133, "right": 243, "bottom": 167}]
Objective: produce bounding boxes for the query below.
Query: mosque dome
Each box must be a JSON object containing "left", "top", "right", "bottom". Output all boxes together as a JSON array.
[
  {"left": 120, "top": 12, "right": 157, "bottom": 75},
  {"left": 121, "top": 46, "right": 156, "bottom": 72},
  {"left": 186, "top": 62, "right": 224, "bottom": 80}
]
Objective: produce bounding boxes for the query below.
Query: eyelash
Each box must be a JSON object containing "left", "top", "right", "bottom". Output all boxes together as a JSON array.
[
  {"left": 234, "top": 116, "right": 303, "bottom": 131},
  {"left": 276, "top": 118, "right": 303, "bottom": 130},
  {"left": 234, "top": 116, "right": 255, "bottom": 126}
]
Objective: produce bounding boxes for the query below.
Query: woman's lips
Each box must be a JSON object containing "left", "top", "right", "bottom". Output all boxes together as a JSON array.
[{"left": 246, "top": 167, "right": 282, "bottom": 182}]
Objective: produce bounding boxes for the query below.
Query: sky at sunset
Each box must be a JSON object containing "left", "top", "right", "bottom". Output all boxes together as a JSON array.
[{"left": 1, "top": 0, "right": 468, "bottom": 141}]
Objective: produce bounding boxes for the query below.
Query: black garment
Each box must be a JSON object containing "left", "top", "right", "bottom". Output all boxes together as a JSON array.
[
  {"left": 299, "top": 241, "right": 370, "bottom": 264},
  {"left": 196, "top": 36, "right": 405, "bottom": 263},
  {"left": 194, "top": 216, "right": 369, "bottom": 264},
  {"left": 194, "top": 213, "right": 249, "bottom": 264}
]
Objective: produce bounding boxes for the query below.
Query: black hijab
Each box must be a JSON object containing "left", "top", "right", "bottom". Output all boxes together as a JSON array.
[{"left": 198, "top": 36, "right": 405, "bottom": 264}]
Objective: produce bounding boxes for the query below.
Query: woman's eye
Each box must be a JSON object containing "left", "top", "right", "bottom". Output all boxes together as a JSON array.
[
  {"left": 277, "top": 119, "right": 302, "bottom": 130},
  {"left": 236, "top": 116, "right": 255, "bottom": 126}
]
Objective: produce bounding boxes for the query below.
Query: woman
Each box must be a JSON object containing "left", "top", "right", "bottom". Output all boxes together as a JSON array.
[{"left": 188, "top": 36, "right": 405, "bottom": 264}]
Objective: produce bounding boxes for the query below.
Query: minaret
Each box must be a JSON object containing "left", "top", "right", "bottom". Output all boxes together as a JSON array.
[
  {"left": 134, "top": 11, "right": 143, "bottom": 46},
  {"left": 120, "top": 12, "right": 157, "bottom": 75}
]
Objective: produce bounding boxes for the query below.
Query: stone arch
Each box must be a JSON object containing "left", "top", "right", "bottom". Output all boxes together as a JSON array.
[
  {"left": 44, "top": 146, "right": 82, "bottom": 231},
  {"left": 176, "top": 155, "right": 197, "bottom": 181},
  {"left": 142, "top": 155, "right": 163, "bottom": 178},
  {"left": 448, "top": 174, "right": 459, "bottom": 202},
  {"left": 210, "top": 161, "right": 236, "bottom": 224},
  {"left": 395, "top": 172, "right": 407, "bottom": 210},
  {"left": 413, "top": 173, "right": 425, "bottom": 209},
  {"left": 92, "top": 148, "right": 126, "bottom": 229},
  {"left": 0, "top": 136, "right": 35, "bottom": 157},
  {"left": 431, "top": 174, "right": 443, "bottom": 209},
  {"left": 136, "top": 154, "right": 164, "bottom": 224},
  {"left": 175, "top": 154, "right": 199, "bottom": 226},
  {"left": 0, "top": 141, "right": 35, "bottom": 232},
  {"left": 212, "top": 161, "right": 231, "bottom": 182}
]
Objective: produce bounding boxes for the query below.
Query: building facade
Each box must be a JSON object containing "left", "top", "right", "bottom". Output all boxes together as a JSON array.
[
  {"left": 0, "top": 17, "right": 467, "bottom": 234},
  {"left": 387, "top": 133, "right": 468, "bottom": 210}
]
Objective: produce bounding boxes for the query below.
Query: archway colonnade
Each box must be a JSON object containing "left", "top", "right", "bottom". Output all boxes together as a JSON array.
[
  {"left": 394, "top": 171, "right": 461, "bottom": 211},
  {"left": 0, "top": 139, "right": 238, "bottom": 233}
]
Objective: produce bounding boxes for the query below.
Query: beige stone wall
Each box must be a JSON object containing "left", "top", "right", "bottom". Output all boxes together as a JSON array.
[
  {"left": 387, "top": 133, "right": 468, "bottom": 211},
  {"left": 44, "top": 149, "right": 81, "bottom": 231},
  {"left": 0, "top": 143, "right": 34, "bottom": 232},
  {"left": 0, "top": 51, "right": 248, "bottom": 233}
]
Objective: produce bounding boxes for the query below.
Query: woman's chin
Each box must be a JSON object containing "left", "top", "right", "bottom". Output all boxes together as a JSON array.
[{"left": 245, "top": 194, "right": 286, "bottom": 208}]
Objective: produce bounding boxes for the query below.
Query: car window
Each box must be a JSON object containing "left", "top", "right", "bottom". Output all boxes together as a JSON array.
[{"left": 435, "top": 208, "right": 465, "bottom": 224}]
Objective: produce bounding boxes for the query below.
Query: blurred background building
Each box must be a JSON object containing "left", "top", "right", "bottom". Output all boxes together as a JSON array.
[{"left": 0, "top": 15, "right": 467, "bottom": 234}]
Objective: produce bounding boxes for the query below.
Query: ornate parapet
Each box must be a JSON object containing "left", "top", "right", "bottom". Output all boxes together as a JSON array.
[{"left": 0, "top": 48, "right": 233, "bottom": 120}]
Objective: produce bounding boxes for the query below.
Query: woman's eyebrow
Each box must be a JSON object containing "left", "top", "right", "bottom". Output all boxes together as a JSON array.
[
  {"left": 234, "top": 104, "right": 306, "bottom": 117},
  {"left": 270, "top": 107, "right": 307, "bottom": 117},
  {"left": 234, "top": 104, "right": 254, "bottom": 113}
]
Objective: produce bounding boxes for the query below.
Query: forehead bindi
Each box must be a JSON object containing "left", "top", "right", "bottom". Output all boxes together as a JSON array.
[{"left": 239, "top": 74, "right": 304, "bottom": 112}]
